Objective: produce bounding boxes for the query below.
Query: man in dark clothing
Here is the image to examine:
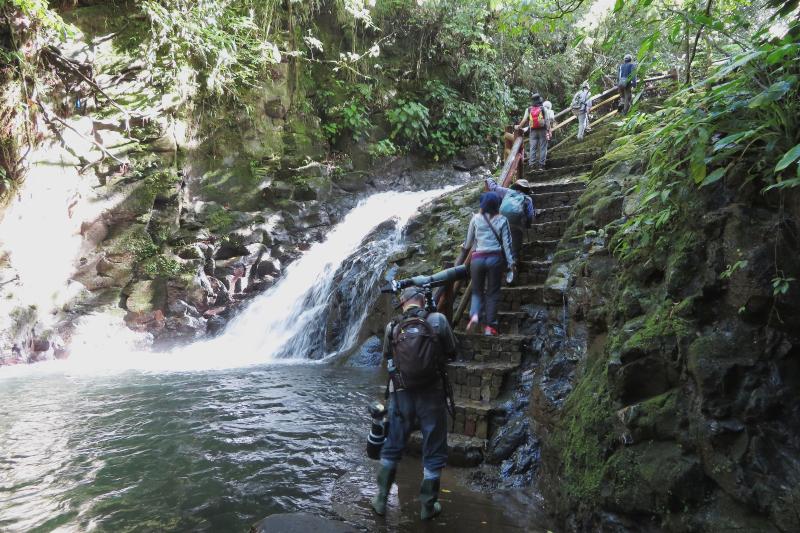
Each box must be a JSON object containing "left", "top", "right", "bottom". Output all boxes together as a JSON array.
[
  {"left": 618, "top": 54, "right": 638, "bottom": 115},
  {"left": 371, "top": 287, "right": 457, "bottom": 520},
  {"left": 484, "top": 177, "right": 535, "bottom": 262}
]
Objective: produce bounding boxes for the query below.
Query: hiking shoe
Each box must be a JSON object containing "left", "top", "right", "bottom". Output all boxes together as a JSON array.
[
  {"left": 484, "top": 326, "right": 499, "bottom": 336},
  {"left": 466, "top": 314, "right": 480, "bottom": 333}
]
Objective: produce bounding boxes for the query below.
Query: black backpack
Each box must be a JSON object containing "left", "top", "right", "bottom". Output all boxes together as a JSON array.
[{"left": 390, "top": 312, "right": 443, "bottom": 389}]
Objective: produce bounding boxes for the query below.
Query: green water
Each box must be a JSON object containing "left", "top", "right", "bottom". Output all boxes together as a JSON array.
[{"left": 0, "top": 365, "right": 382, "bottom": 532}]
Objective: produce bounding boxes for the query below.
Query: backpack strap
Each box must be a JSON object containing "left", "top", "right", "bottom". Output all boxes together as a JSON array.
[{"left": 483, "top": 213, "right": 504, "bottom": 250}]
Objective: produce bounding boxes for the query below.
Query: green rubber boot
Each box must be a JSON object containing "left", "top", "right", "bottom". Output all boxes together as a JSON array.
[
  {"left": 370, "top": 465, "right": 396, "bottom": 516},
  {"left": 419, "top": 478, "right": 442, "bottom": 520}
]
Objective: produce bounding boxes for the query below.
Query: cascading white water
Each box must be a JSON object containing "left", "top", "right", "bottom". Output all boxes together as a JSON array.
[
  {"left": 0, "top": 141, "right": 120, "bottom": 325},
  {"left": 14, "top": 187, "right": 452, "bottom": 375}
]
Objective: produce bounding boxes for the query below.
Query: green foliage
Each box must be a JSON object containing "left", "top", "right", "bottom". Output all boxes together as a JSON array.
[
  {"left": 143, "top": 170, "right": 180, "bottom": 196},
  {"left": 367, "top": 138, "right": 398, "bottom": 157},
  {"left": 125, "top": 235, "right": 160, "bottom": 263},
  {"left": 141, "top": 255, "right": 185, "bottom": 279},
  {"left": 138, "top": 0, "right": 283, "bottom": 98},
  {"left": 610, "top": 21, "right": 799, "bottom": 264},
  {"left": 206, "top": 208, "right": 237, "bottom": 234},
  {"left": 7, "top": 0, "right": 73, "bottom": 32},
  {"left": 387, "top": 99, "right": 430, "bottom": 147}
]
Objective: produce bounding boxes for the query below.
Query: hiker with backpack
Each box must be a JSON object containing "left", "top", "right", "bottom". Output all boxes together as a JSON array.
[
  {"left": 542, "top": 100, "right": 557, "bottom": 142},
  {"left": 484, "top": 177, "right": 535, "bottom": 263},
  {"left": 618, "top": 54, "right": 637, "bottom": 115},
  {"left": 372, "top": 286, "right": 457, "bottom": 521},
  {"left": 571, "top": 81, "right": 593, "bottom": 141},
  {"left": 515, "top": 93, "right": 551, "bottom": 170},
  {"left": 463, "top": 191, "right": 515, "bottom": 336}
]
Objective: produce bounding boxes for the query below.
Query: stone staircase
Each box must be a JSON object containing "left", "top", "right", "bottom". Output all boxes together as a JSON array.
[{"left": 439, "top": 127, "right": 617, "bottom": 464}]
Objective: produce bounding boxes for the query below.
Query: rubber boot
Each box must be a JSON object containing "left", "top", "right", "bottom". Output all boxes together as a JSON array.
[
  {"left": 419, "top": 478, "right": 442, "bottom": 520},
  {"left": 370, "top": 465, "right": 396, "bottom": 516}
]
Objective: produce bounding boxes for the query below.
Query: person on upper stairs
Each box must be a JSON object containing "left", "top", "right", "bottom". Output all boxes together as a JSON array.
[
  {"left": 618, "top": 53, "right": 637, "bottom": 115},
  {"left": 542, "top": 100, "right": 557, "bottom": 143},
  {"left": 571, "top": 81, "right": 593, "bottom": 141},
  {"left": 371, "top": 286, "right": 457, "bottom": 521},
  {"left": 515, "top": 93, "right": 552, "bottom": 171},
  {"left": 484, "top": 177, "right": 535, "bottom": 263},
  {"left": 463, "top": 191, "right": 515, "bottom": 336}
]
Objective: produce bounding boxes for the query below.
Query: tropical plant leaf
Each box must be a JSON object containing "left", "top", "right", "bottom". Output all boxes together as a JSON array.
[
  {"left": 775, "top": 144, "right": 800, "bottom": 172},
  {"left": 764, "top": 177, "right": 800, "bottom": 191},
  {"left": 700, "top": 166, "right": 728, "bottom": 187},
  {"left": 748, "top": 78, "right": 796, "bottom": 108},
  {"left": 713, "top": 130, "right": 757, "bottom": 152}
]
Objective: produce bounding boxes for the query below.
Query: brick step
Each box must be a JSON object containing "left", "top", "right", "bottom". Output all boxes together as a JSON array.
[
  {"left": 449, "top": 398, "right": 506, "bottom": 439},
  {"left": 524, "top": 162, "right": 592, "bottom": 180},
  {"left": 534, "top": 205, "right": 574, "bottom": 224},
  {"left": 496, "top": 310, "right": 528, "bottom": 334},
  {"left": 513, "top": 259, "right": 551, "bottom": 285},
  {"left": 455, "top": 331, "right": 528, "bottom": 363},
  {"left": 498, "top": 284, "right": 544, "bottom": 310},
  {"left": 408, "top": 432, "right": 486, "bottom": 467},
  {"left": 526, "top": 220, "right": 569, "bottom": 240},
  {"left": 448, "top": 360, "right": 519, "bottom": 402},
  {"left": 533, "top": 189, "right": 584, "bottom": 209},
  {"left": 522, "top": 239, "right": 559, "bottom": 260}
]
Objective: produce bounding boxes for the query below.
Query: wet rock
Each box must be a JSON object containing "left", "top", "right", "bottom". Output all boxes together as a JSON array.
[
  {"left": 487, "top": 417, "right": 529, "bottom": 464},
  {"left": 346, "top": 336, "right": 382, "bottom": 367},
  {"left": 333, "top": 171, "right": 370, "bottom": 192},
  {"left": 251, "top": 513, "right": 357, "bottom": 533},
  {"left": 214, "top": 238, "right": 250, "bottom": 260},
  {"left": 452, "top": 144, "right": 490, "bottom": 171}
]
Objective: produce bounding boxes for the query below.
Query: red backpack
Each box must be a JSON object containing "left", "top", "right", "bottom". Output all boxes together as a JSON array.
[{"left": 530, "top": 105, "right": 545, "bottom": 129}]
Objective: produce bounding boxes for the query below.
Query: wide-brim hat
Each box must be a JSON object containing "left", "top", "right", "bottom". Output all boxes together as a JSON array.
[{"left": 511, "top": 179, "right": 532, "bottom": 192}]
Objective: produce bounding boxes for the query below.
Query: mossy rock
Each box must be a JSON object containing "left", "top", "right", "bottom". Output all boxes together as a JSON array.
[
  {"left": 125, "top": 280, "right": 167, "bottom": 313},
  {"left": 601, "top": 441, "right": 704, "bottom": 515}
]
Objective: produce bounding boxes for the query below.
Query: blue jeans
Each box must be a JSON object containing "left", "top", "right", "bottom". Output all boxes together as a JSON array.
[
  {"left": 470, "top": 254, "right": 503, "bottom": 327},
  {"left": 380, "top": 387, "right": 448, "bottom": 473}
]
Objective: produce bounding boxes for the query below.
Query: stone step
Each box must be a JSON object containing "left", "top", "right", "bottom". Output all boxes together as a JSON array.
[
  {"left": 528, "top": 178, "right": 586, "bottom": 194},
  {"left": 408, "top": 432, "right": 486, "bottom": 467},
  {"left": 526, "top": 220, "right": 569, "bottom": 240},
  {"left": 534, "top": 205, "right": 574, "bottom": 224},
  {"left": 546, "top": 151, "right": 603, "bottom": 168},
  {"left": 455, "top": 331, "right": 529, "bottom": 362},
  {"left": 514, "top": 259, "right": 551, "bottom": 285},
  {"left": 524, "top": 162, "right": 593, "bottom": 180},
  {"left": 498, "top": 284, "right": 544, "bottom": 311},
  {"left": 522, "top": 239, "right": 559, "bottom": 261},
  {"left": 495, "top": 310, "right": 528, "bottom": 334},
  {"left": 533, "top": 189, "right": 584, "bottom": 209},
  {"left": 556, "top": 136, "right": 615, "bottom": 158},
  {"left": 449, "top": 398, "right": 506, "bottom": 440},
  {"left": 448, "top": 360, "right": 519, "bottom": 402}
]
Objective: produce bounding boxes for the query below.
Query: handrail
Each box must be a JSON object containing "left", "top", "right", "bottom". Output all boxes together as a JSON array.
[{"left": 441, "top": 70, "right": 678, "bottom": 328}]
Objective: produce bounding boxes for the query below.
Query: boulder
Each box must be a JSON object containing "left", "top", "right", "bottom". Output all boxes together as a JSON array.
[
  {"left": 125, "top": 280, "right": 166, "bottom": 313},
  {"left": 251, "top": 513, "right": 357, "bottom": 533}
]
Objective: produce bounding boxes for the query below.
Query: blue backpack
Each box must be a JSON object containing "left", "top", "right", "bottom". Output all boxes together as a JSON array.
[{"left": 499, "top": 189, "right": 526, "bottom": 227}]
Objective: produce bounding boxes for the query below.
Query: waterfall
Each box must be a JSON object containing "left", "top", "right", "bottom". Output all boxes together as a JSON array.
[
  {"left": 11, "top": 187, "right": 451, "bottom": 375},
  {"left": 196, "top": 187, "right": 452, "bottom": 365}
]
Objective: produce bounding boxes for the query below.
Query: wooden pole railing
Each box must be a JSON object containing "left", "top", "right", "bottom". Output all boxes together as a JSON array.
[{"left": 439, "top": 70, "right": 677, "bottom": 329}]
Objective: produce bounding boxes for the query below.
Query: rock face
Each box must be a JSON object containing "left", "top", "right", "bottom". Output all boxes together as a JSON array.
[{"left": 533, "top": 145, "right": 800, "bottom": 531}]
